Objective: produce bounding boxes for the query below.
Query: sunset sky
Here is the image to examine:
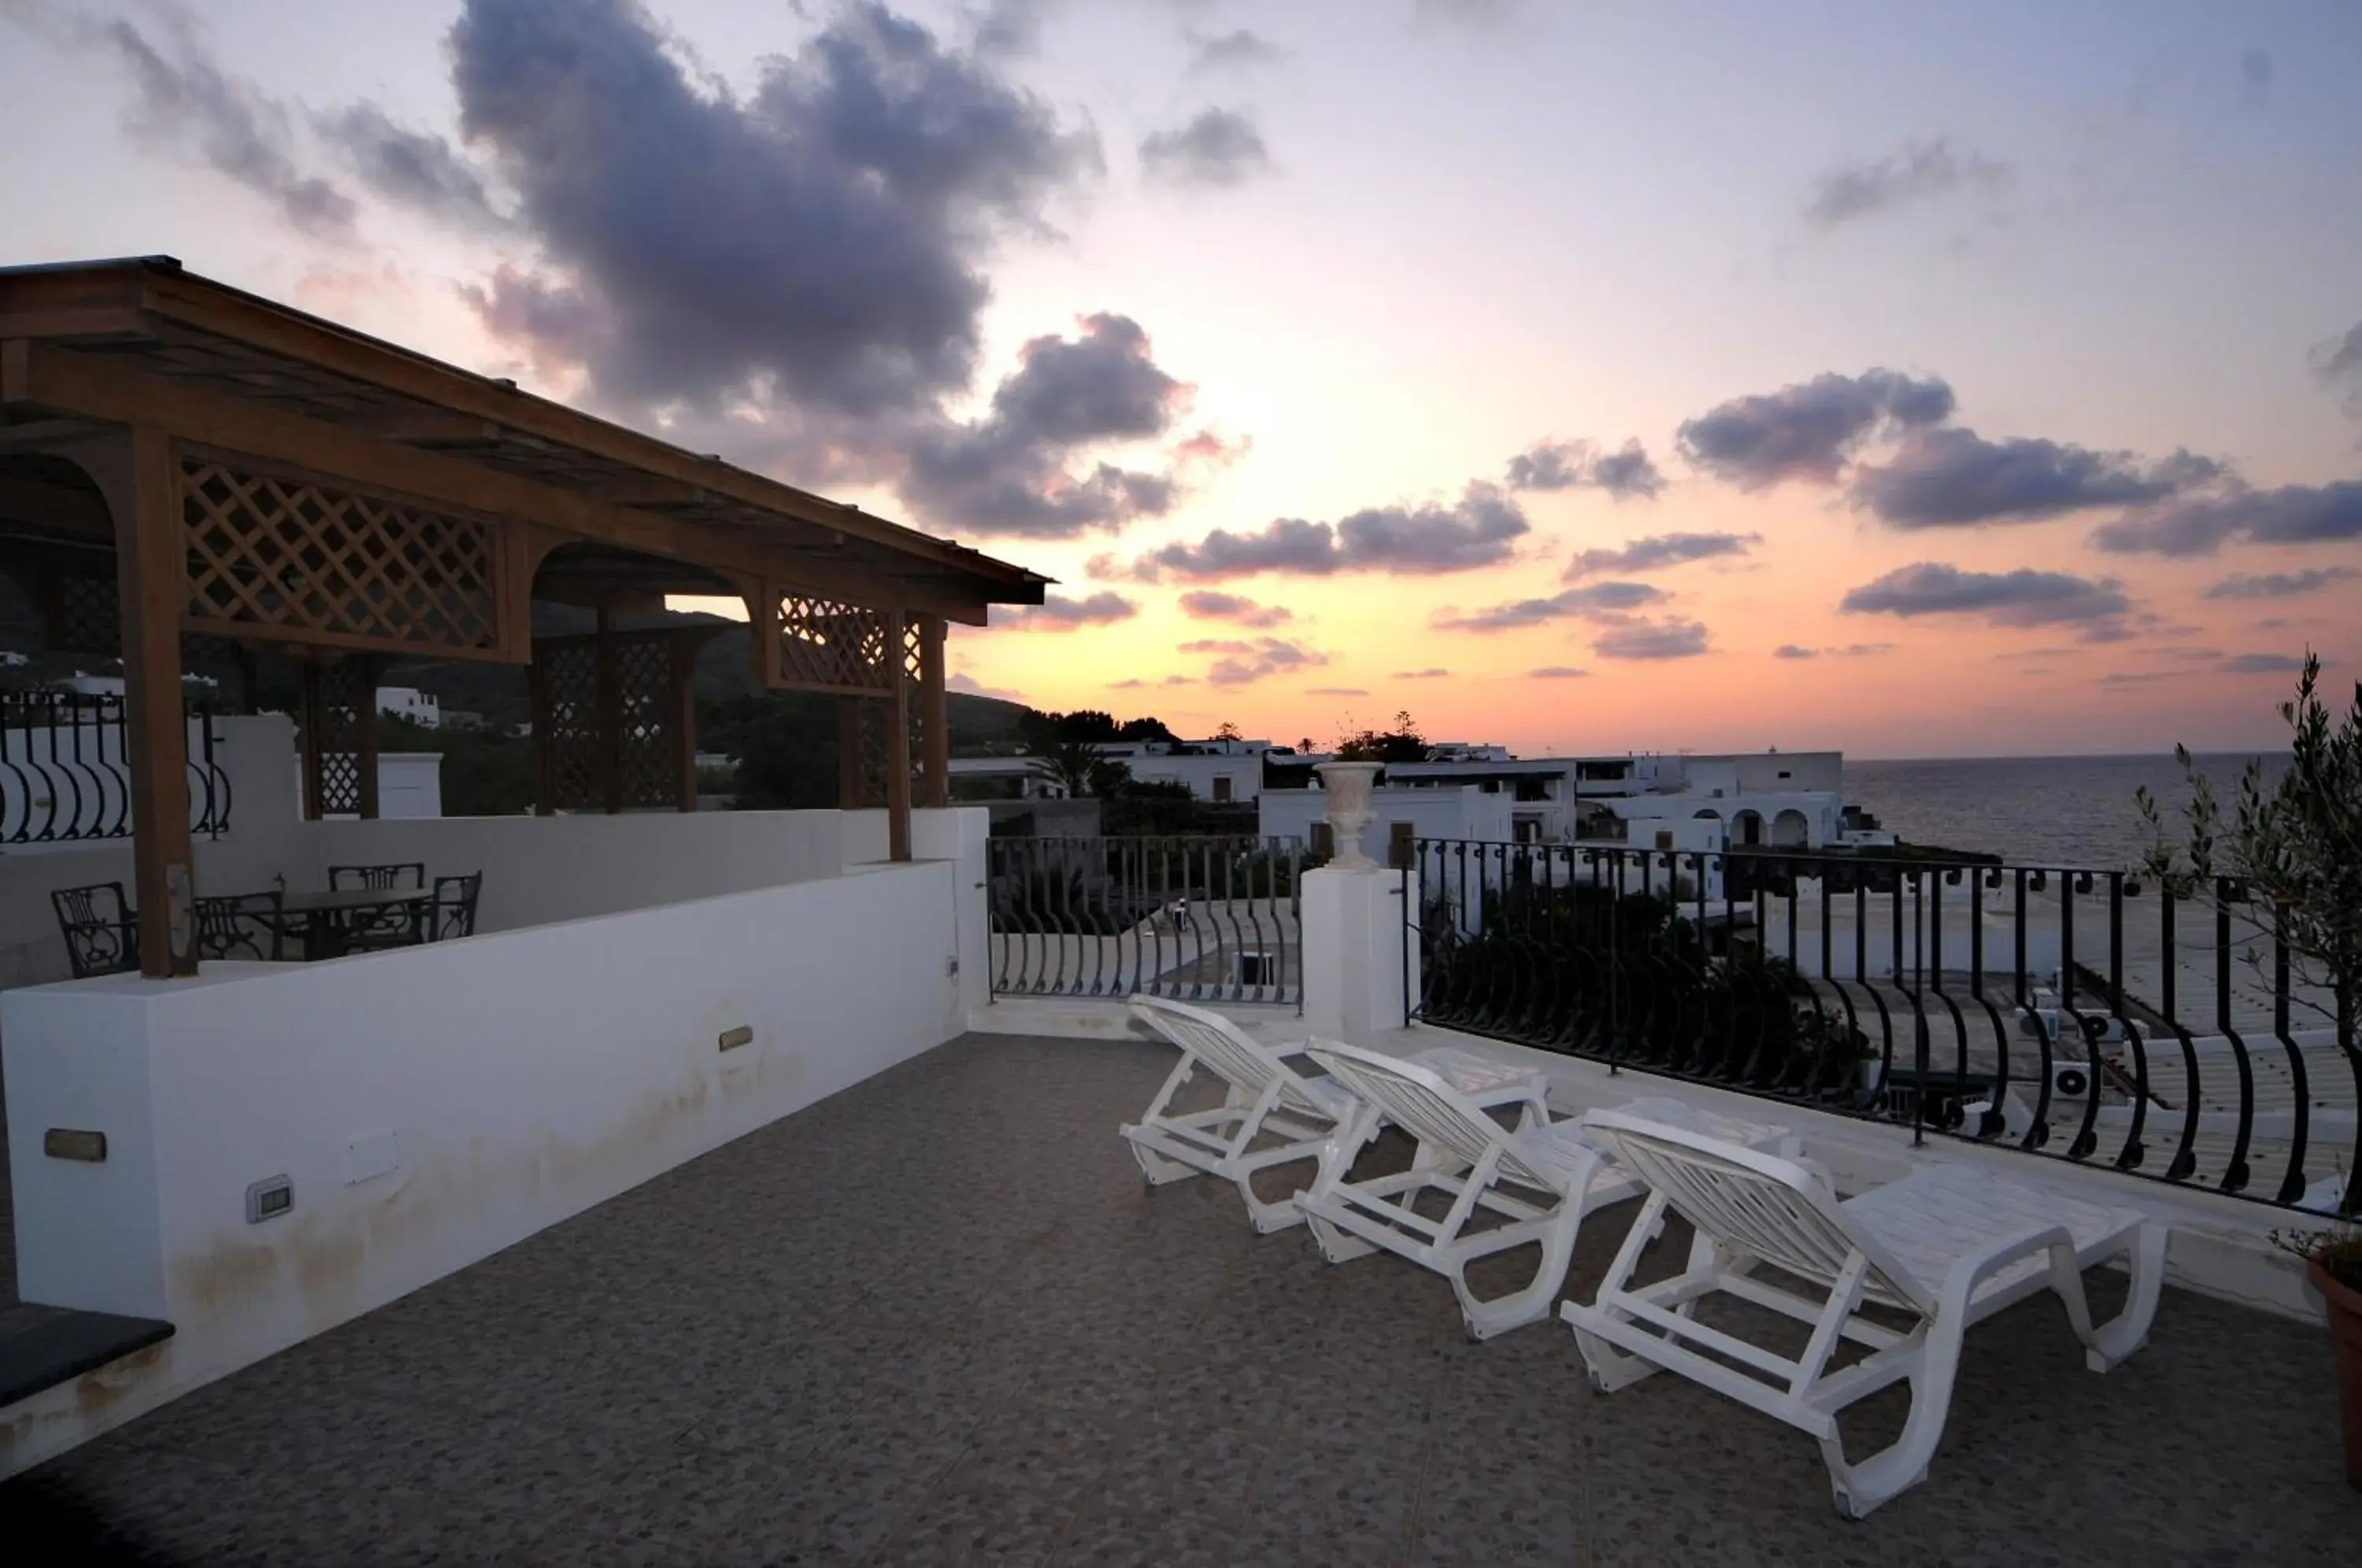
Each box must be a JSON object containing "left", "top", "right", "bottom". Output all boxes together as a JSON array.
[{"left": 6, "top": 0, "right": 2358, "bottom": 757}]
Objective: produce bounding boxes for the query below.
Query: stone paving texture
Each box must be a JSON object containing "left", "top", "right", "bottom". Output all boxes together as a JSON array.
[{"left": 4, "top": 1032, "right": 2357, "bottom": 1564}]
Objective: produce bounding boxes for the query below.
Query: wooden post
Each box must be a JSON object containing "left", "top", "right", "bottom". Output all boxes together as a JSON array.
[
  {"left": 528, "top": 644, "right": 555, "bottom": 815},
  {"left": 354, "top": 656, "right": 381, "bottom": 820},
  {"left": 298, "top": 656, "right": 327, "bottom": 820},
  {"left": 90, "top": 427, "right": 198, "bottom": 976},
  {"left": 919, "top": 613, "right": 949, "bottom": 810},
  {"left": 886, "top": 609, "right": 912, "bottom": 862},
  {"left": 837, "top": 697, "right": 865, "bottom": 809},
  {"left": 594, "top": 605, "right": 621, "bottom": 814},
  {"left": 674, "top": 630, "right": 699, "bottom": 812}
]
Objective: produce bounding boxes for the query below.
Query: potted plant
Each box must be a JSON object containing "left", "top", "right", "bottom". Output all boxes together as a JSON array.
[{"left": 2279, "top": 1227, "right": 2362, "bottom": 1488}]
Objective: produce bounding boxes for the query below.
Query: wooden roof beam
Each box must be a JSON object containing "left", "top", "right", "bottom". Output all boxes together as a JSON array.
[{"left": 2, "top": 338, "right": 1001, "bottom": 624}]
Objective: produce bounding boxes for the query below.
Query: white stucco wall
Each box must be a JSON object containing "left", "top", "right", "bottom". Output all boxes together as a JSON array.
[
  {"left": 313, "top": 809, "right": 850, "bottom": 934},
  {"left": 0, "top": 856, "right": 967, "bottom": 1476},
  {"left": 1258, "top": 785, "right": 1512, "bottom": 859}
]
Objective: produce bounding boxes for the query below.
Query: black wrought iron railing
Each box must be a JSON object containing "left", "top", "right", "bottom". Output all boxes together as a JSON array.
[
  {"left": 1405, "top": 838, "right": 2360, "bottom": 1217},
  {"left": 0, "top": 691, "right": 232, "bottom": 843},
  {"left": 988, "top": 834, "right": 1306, "bottom": 1009}
]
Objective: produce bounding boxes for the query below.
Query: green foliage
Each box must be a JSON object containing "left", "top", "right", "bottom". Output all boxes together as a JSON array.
[
  {"left": 2144, "top": 652, "right": 2360, "bottom": 1026},
  {"left": 1030, "top": 739, "right": 1129, "bottom": 799},
  {"left": 1335, "top": 708, "right": 1431, "bottom": 763},
  {"left": 2272, "top": 1226, "right": 2362, "bottom": 1292},
  {"left": 701, "top": 692, "right": 842, "bottom": 809},
  {"left": 377, "top": 715, "right": 534, "bottom": 816}
]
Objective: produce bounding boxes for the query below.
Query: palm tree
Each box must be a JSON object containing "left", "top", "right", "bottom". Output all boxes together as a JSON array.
[{"left": 1031, "top": 739, "right": 1115, "bottom": 797}]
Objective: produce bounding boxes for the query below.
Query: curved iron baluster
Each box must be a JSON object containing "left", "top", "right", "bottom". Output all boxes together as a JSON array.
[
  {"left": 1967, "top": 867, "right": 2012, "bottom": 1140},
  {"left": 2268, "top": 904, "right": 2312, "bottom": 1206},
  {"left": 2107, "top": 873, "right": 2153, "bottom": 1173},
  {"left": 2156, "top": 884, "right": 2202, "bottom": 1183},
  {"left": 2060, "top": 870, "right": 2108, "bottom": 1164},
  {"left": 2215, "top": 879, "right": 2257, "bottom": 1195}
]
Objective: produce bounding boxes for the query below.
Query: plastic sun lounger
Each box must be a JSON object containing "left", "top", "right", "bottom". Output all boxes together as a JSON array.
[
  {"left": 1561, "top": 1110, "right": 2166, "bottom": 1520},
  {"left": 1120, "top": 996, "right": 1547, "bottom": 1234},
  {"left": 1295, "top": 1041, "right": 1796, "bottom": 1342}
]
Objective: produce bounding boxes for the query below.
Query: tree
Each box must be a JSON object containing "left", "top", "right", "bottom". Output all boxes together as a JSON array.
[
  {"left": 1031, "top": 739, "right": 1128, "bottom": 798},
  {"left": 2141, "top": 653, "right": 2360, "bottom": 1030},
  {"left": 1213, "top": 719, "right": 1243, "bottom": 741},
  {"left": 704, "top": 692, "right": 841, "bottom": 808},
  {"left": 1117, "top": 715, "right": 1178, "bottom": 742},
  {"left": 1335, "top": 708, "right": 1431, "bottom": 764}
]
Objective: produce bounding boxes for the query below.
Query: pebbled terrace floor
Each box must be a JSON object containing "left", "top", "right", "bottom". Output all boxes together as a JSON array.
[{"left": 2, "top": 1031, "right": 2356, "bottom": 1565}]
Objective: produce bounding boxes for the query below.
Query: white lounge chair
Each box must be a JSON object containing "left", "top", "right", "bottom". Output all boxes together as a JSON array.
[
  {"left": 1296, "top": 1042, "right": 1795, "bottom": 1341},
  {"left": 1561, "top": 1110, "right": 2167, "bottom": 1519},
  {"left": 1121, "top": 997, "right": 1546, "bottom": 1233}
]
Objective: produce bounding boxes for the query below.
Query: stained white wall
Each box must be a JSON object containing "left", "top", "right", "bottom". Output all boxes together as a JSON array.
[{"left": 1, "top": 856, "right": 965, "bottom": 1476}]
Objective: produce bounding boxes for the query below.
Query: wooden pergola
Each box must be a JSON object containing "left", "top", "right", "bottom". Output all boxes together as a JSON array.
[{"left": 0, "top": 256, "right": 1046, "bottom": 977}]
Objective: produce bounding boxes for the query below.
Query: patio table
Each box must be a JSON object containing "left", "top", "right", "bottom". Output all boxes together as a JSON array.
[{"left": 276, "top": 887, "right": 433, "bottom": 961}]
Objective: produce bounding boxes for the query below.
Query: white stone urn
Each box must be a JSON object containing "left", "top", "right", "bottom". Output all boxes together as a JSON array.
[{"left": 1314, "top": 760, "right": 1383, "bottom": 870}]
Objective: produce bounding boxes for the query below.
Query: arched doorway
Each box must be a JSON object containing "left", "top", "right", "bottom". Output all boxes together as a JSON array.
[
  {"left": 1772, "top": 808, "right": 1810, "bottom": 848},
  {"left": 1732, "top": 808, "right": 1763, "bottom": 846}
]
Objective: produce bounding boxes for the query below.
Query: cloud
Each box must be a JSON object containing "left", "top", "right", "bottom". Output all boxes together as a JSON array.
[
  {"left": 900, "top": 312, "right": 1188, "bottom": 535},
  {"left": 2222, "top": 652, "right": 2313, "bottom": 674},
  {"left": 1564, "top": 531, "right": 1758, "bottom": 579},
  {"left": 313, "top": 103, "right": 504, "bottom": 228},
  {"left": 2099, "top": 671, "right": 2175, "bottom": 687},
  {"left": 1198, "top": 637, "right": 1327, "bottom": 686},
  {"left": 1415, "top": 0, "right": 1516, "bottom": 27},
  {"left": 2315, "top": 320, "right": 2362, "bottom": 416},
  {"left": 1394, "top": 668, "right": 1450, "bottom": 679},
  {"left": 1851, "top": 428, "right": 2223, "bottom": 527},
  {"left": 57, "top": 10, "right": 357, "bottom": 237},
  {"left": 1676, "top": 370, "right": 1954, "bottom": 489},
  {"left": 1776, "top": 642, "right": 1894, "bottom": 660},
  {"left": 1529, "top": 665, "right": 1589, "bottom": 679},
  {"left": 2089, "top": 481, "right": 2362, "bottom": 556},
  {"left": 1139, "top": 107, "right": 1272, "bottom": 187},
  {"left": 948, "top": 671, "right": 1026, "bottom": 701},
  {"left": 450, "top": 0, "right": 1099, "bottom": 425},
  {"left": 1305, "top": 686, "right": 1368, "bottom": 697},
  {"left": 990, "top": 590, "right": 1139, "bottom": 631},
  {"left": 1129, "top": 483, "right": 1527, "bottom": 579},
  {"left": 1432, "top": 581, "right": 1669, "bottom": 632},
  {"left": 1177, "top": 590, "right": 1290, "bottom": 627},
  {"left": 1839, "top": 561, "right": 2132, "bottom": 640},
  {"left": 1505, "top": 438, "right": 1665, "bottom": 500},
  {"left": 1803, "top": 139, "right": 2010, "bottom": 229},
  {"left": 1594, "top": 618, "right": 1709, "bottom": 660},
  {"left": 1185, "top": 28, "right": 1283, "bottom": 72},
  {"left": 2202, "top": 567, "right": 2360, "bottom": 601},
  {"left": 969, "top": 0, "right": 1053, "bottom": 56}
]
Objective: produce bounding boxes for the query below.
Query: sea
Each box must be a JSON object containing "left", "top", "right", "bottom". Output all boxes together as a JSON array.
[{"left": 1841, "top": 753, "right": 2291, "bottom": 870}]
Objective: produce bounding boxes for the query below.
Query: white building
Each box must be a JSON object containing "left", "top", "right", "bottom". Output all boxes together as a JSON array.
[
  {"left": 1259, "top": 782, "right": 1512, "bottom": 863},
  {"left": 378, "top": 686, "right": 442, "bottom": 728},
  {"left": 1275, "top": 749, "right": 1878, "bottom": 853},
  {"left": 1096, "top": 736, "right": 1276, "bottom": 804}
]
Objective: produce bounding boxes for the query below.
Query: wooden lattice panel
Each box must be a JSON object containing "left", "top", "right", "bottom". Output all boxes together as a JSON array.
[
  {"left": 776, "top": 594, "right": 893, "bottom": 693},
  {"left": 304, "top": 658, "right": 371, "bottom": 816},
  {"left": 613, "top": 635, "right": 679, "bottom": 810},
  {"left": 182, "top": 457, "right": 499, "bottom": 654},
  {"left": 535, "top": 639, "right": 604, "bottom": 811},
  {"left": 54, "top": 574, "right": 122, "bottom": 655}
]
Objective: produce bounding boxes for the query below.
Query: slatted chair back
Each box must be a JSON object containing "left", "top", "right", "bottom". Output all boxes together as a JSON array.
[
  {"left": 50, "top": 881, "right": 139, "bottom": 978},
  {"left": 1305, "top": 1042, "right": 1550, "bottom": 1185},
  {"left": 194, "top": 892, "right": 285, "bottom": 962},
  {"left": 1128, "top": 996, "right": 1327, "bottom": 1116},
  {"left": 1583, "top": 1110, "right": 1937, "bottom": 1318},
  {"left": 431, "top": 872, "right": 483, "bottom": 940},
  {"left": 329, "top": 861, "right": 427, "bottom": 891}
]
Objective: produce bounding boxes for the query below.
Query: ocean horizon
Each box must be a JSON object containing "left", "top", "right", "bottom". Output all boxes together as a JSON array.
[{"left": 1840, "top": 752, "right": 2290, "bottom": 869}]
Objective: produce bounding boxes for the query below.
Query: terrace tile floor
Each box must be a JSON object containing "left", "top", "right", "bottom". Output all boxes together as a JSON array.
[{"left": 5, "top": 1032, "right": 2356, "bottom": 1564}]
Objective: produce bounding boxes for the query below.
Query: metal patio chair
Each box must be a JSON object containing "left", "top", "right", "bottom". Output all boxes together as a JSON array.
[
  {"left": 1122, "top": 995, "right": 1548, "bottom": 1234},
  {"left": 1299, "top": 1042, "right": 1795, "bottom": 1341},
  {"left": 1562, "top": 1109, "right": 2166, "bottom": 1519},
  {"left": 194, "top": 891, "right": 286, "bottom": 962},
  {"left": 51, "top": 881, "right": 139, "bottom": 978},
  {"left": 430, "top": 872, "right": 483, "bottom": 940}
]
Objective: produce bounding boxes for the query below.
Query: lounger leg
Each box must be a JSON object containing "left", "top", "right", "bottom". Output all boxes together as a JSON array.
[
  {"left": 1234, "top": 1140, "right": 1325, "bottom": 1233},
  {"left": 1301, "top": 1105, "right": 1383, "bottom": 1263},
  {"left": 1451, "top": 1202, "right": 1584, "bottom": 1341},
  {"left": 1817, "top": 1320, "right": 1960, "bottom": 1521},
  {"left": 2055, "top": 1222, "right": 2167, "bottom": 1372},
  {"left": 1125, "top": 1056, "right": 1207, "bottom": 1186},
  {"left": 1565, "top": 1191, "right": 1673, "bottom": 1392}
]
